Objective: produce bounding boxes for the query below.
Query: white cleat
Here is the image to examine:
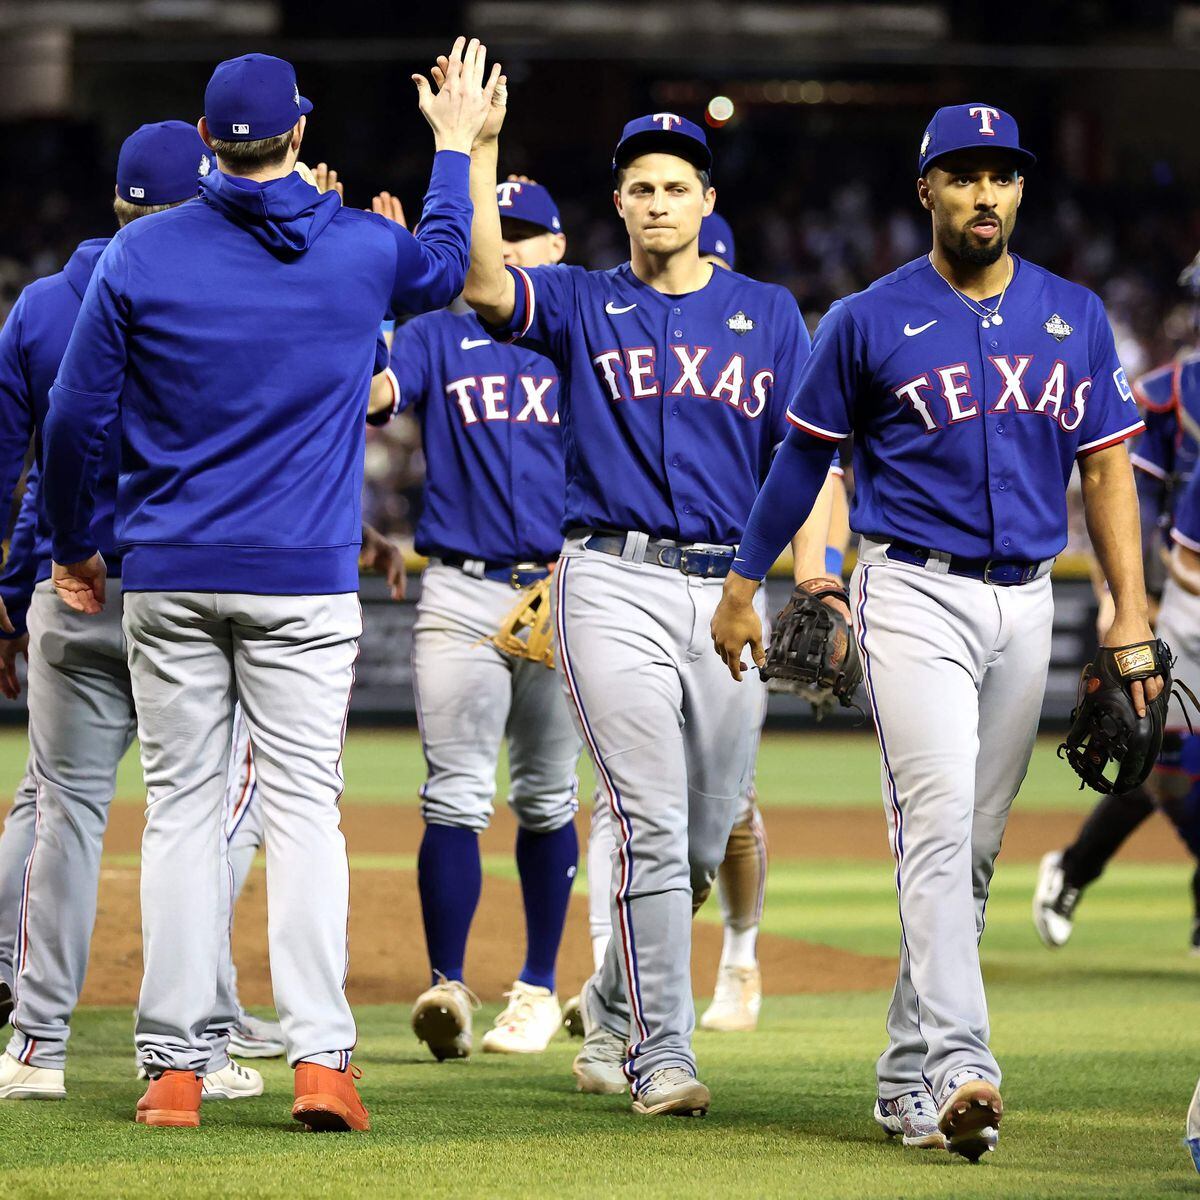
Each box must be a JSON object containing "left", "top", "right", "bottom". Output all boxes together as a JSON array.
[
  {"left": 700, "top": 964, "right": 762, "bottom": 1032},
  {"left": 937, "top": 1074, "right": 1002, "bottom": 1162},
  {"left": 873, "top": 1091, "right": 945, "bottom": 1148},
  {"left": 1186, "top": 1073, "right": 1200, "bottom": 1172},
  {"left": 481, "top": 981, "right": 562, "bottom": 1054},
  {"left": 1032, "top": 850, "right": 1080, "bottom": 948},
  {"left": 0, "top": 1050, "right": 65, "bottom": 1100},
  {"left": 228, "top": 1013, "right": 286, "bottom": 1059},
  {"left": 631, "top": 1067, "right": 710, "bottom": 1117},
  {"left": 202, "top": 1058, "right": 264, "bottom": 1100},
  {"left": 412, "top": 973, "right": 480, "bottom": 1061}
]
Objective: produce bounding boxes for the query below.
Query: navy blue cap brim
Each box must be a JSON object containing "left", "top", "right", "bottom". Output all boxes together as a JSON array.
[
  {"left": 299, "top": 96, "right": 313, "bottom": 117},
  {"left": 613, "top": 130, "right": 712, "bottom": 174},
  {"left": 922, "top": 145, "right": 1036, "bottom": 175}
]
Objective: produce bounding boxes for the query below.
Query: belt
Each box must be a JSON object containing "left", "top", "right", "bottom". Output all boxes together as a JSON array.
[
  {"left": 434, "top": 553, "right": 553, "bottom": 589},
  {"left": 883, "top": 538, "right": 1051, "bottom": 587},
  {"left": 582, "top": 531, "right": 736, "bottom": 578}
]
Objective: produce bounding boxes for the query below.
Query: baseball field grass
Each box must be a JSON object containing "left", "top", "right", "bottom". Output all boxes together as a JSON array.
[{"left": 1, "top": 728, "right": 1198, "bottom": 1198}]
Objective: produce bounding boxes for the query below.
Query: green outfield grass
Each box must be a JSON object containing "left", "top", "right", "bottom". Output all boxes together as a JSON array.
[{"left": 1, "top": 729, "right": 1197, "bottom": 1196}]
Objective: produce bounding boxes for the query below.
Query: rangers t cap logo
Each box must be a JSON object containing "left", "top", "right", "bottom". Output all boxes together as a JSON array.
[
  {"left": 918, "top": 103, "right": 1035, "bottom": 176},
  {"left": 613, "top": 112, "right": 712, "bottom": 174}
]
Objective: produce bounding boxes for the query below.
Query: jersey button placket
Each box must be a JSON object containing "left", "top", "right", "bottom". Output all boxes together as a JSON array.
[{"left": 982, "top": 323, "right": 1017, "bottom": 556}]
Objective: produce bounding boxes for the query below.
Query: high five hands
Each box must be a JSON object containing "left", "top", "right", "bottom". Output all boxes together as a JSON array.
[{"left": 412, "top": 37, "right": 504, "bottom": 155}]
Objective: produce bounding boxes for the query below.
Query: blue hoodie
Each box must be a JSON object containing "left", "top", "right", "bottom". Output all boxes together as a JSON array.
[
  {"left": 0, "top": 237, "right": 115, "bottom": 634},
  {"left": 41, "top": 151, "right": 471, "bottom": 594}
]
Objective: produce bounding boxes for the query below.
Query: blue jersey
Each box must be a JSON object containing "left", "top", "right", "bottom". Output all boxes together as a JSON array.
[
  {"left": 1171, "top": 463, "right": 1200, "bottom": 553},
  {"left": 494, "top": 261, "right": 811, "bottom": 545},
  {"left": 391, "top": 310, "right": 564, "bottom": 563},
  {"left": 786, "top": 255, "right": 1143, "bottom": 562},
  {"left": 1130, "top": 353, "right": 1200, "bottom": 490}
]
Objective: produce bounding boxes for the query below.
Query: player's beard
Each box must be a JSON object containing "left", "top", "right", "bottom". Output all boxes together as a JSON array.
[{"left": 955, "top": 230, "right": 1006, "bottom": 267}]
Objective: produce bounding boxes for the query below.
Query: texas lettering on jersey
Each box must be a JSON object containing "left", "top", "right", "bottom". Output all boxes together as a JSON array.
[
  {"left": 444, "top": 373, "right": 559, "bottom": 425},
  {"left": 590, "top": 345, "right": 773, "bottom": 419}
]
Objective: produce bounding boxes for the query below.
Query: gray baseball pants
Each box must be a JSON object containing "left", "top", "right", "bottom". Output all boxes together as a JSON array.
[
  {"left": 123, "top": 590, "right": 360, "bottom": 1075},
  {"left": 552, "top": 534, "right": 765, "bottom": 1090},
  {"left": 412, "top": 564, "right": 580, "bottom": 834},
  {"left": 851, "top": 539, "right": 1053, "bottom": 1103},
  {"left": 0, "top": 766, "right": 36, "bottom": 995}
]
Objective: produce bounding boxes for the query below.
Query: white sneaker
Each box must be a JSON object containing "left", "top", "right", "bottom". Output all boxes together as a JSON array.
[
  {"left": 481, "top": 981, "right": 562, "bottom": 1054},
  {"left": 1186, "top": 1073, "right": 1200, "bottom": 1173},
  {"left": 571, "top": 976, "right": 628, "bottom": 1094},
  {"left": 631, "top": 1067, "right": 710, "bottom": 1117},
  {"left": 0, "top": 1050, "right": 65, "bottom": 1100},
  {"left": 228, "top": 1013, "right": 286, "bottom": 1059},
  {"left": 700, "top": 964, "right": 762, "bottom": 1032},
  {"left": 412, "top": 973, "right": 480, "bottom": 1061},
  {"left": 1032, "top": 851, "right": 1081, "bottom": 948},
  {"left": 202, "top": 1059, "right": 264, "bottom": 1100},
  {"left": 873, "top": 1091, "right": 945, "bottom": 1148}
]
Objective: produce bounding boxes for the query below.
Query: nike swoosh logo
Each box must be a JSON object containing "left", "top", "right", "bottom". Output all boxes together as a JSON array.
[
  {"left": 460, "top": 337, "right": 491, "bottom": 350},
  {"left": 903, "top": 319, "right": 937, "bottom": 337},
  {"left": 605, "top": 302, "right": 637, "bottom": 315}
]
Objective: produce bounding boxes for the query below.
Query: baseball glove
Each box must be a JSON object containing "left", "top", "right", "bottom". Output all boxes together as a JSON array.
[
  {"left": 1058, "top": 639, "right": 1186, "bottom": 793},
  {"left": 489, "top": 574, "right": 555, "bottom": 669},
  {"left": 761, "top": 576, "right": 862, "bottom": 713}
]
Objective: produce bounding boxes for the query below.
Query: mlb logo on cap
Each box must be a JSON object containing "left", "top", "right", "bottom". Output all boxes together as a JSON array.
[
  {"left": 918, "top": 103, "right": 1036, "bottom": 175},
  {"left": 205, "top": 53, "right": 312, "bottom": 143}
]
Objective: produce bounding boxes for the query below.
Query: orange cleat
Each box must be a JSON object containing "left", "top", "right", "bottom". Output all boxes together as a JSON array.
[
  {"left": 292, "top": 1062, "right": 369, "bottom": 1132},
  {"left": 136, "top": 1069, "right": 202, "bottom": 1128}
]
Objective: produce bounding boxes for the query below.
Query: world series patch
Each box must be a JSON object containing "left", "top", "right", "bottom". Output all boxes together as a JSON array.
[
  {"left": 1043, "top": 313, "right": 1072, "bottom": 342},
  {"left": 727, "top": 311, "right": 754, "bottom": 335}
]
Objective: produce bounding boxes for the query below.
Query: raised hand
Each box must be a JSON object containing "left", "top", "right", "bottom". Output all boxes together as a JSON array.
[
  {"left": 312, "top": 162, "right": 343, "bottom": 199},
  {"left": 370, "top": 192, "right": 408, "bottom": 228},
  {"left": 412, "top": 36, "right": 503, "bottom": 154}
]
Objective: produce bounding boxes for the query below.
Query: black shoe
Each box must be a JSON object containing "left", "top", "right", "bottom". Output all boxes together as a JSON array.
[
  {"left": 0, "top": 980, "right": 11, "bottom": 1029},
  {"left": 1190, "top": 919, "right": 1200, "bottom": 957}
]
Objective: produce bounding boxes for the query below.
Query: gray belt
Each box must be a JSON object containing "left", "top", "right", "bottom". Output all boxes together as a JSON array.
[{"left": 581, "top": 531, "right": 736, "bottom": 579}]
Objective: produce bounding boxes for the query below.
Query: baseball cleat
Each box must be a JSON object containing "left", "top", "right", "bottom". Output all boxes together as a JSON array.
[
  {"left": 700, "top": 964, "right": 762, "bottom": 1032},
  {"left": 571, "top": 976, "right": 628, "bottom": 1094},
  {"left": 228, "top": 1013, "right": 286, "bottom": 1059},
  {"left": 1185, "top": 1072, "right": 1200, "bottom": 1172},
  {"left": 0, "top": 980, "right": 12, "bottom": 1029},
  {"left": 136, "top": 1069, "right": 202, "bottom": 1127},
  {"left": 937, "top": 1076, "right": 1002, "bottom": 1162},
  {"left": 1190, "top": 918, "right": 1200, "bottom": 957},
  {"left": 0, "top": 1051, "right": 65, "bottom": 1100},
  {"left": 202, "top": 1058, "right": 264, "bottom": 1100},
  {"left": 481, "top": 981, "right": 562, "bottom": 1054},
  {"left": 292, "top": 1062, "right": 369, "bottom": 1133},
  {"left": 562, "top": 994, "right": 585, "bottom": 1039},
  {"left": 411, "top": 973, "right": 480, "bottom": 1061},
  {"left": 873, "top": 1091, "right": 945, "bottom": 1148},
  {"left": 631, "top": 1068, "right": 710, "bottom": 1117},
  {"left": 1032, "top": 850, "right": 1081, "bottom": 948}
]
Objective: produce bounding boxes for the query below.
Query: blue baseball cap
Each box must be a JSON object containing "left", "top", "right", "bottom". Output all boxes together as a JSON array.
[
  {"left": 496, "top": 180, "right": 562, "bottom": 234},
  {"left": 613, "top": 113, "right": 712, "bottom": 175},
  {"left": 116, "top": 121, "right": 212, "bottom": 205},
  {"left": 204, "top": 53, "right": 312, "bottom": 143},
  {"left": 699, "top": 212, "right": 735, "bottom": 268},
  {"left": 918, "top": 104, "right": 1035, "bottom": 175}
]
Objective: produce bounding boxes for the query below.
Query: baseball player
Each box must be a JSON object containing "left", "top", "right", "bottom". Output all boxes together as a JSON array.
[
  {"left": 392, "top": 178, "right": 583, "bottom": 1060},
  {"left": 460, "top": 66, "right": 836, "bottom": 1114},
  {"left": 0, "top": 123, "right": 279, "bottom": 1102},
  {"left": 712, "top": 103, "right": 1158, "bottom": 1159},
  {"left": 37, "top": 42, "right": 493, "bottom": 1130},
  {"left": 1034, "top": 321, "right": 1200, "bottom": 950},
  {"left": 570, "top": 212, "right": 832, "bottom": 1038}
]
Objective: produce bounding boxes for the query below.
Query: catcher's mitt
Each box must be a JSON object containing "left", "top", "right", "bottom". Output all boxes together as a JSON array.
[
  {"left": 489, "top": 574, "right": 555, "bottom": 668},
  {"left": 761, "top": 576, "right": 862, "bottom": 714},
  {"left": 1057, "top": 639, "right": 1190, "bottom": 794}
]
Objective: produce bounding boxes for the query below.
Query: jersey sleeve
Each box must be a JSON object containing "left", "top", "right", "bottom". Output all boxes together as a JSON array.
[
  {"left": 0, "top": 291, "right": 35, "bottom": 516},
  {"left": 784, "top": 300, "right": 861, "bottom": 442},
  {"left": 1171, "top": 468, "right": 1200, "bottom": 552},
  {"left": 767, "top": 289, "right": 813, "bottom": 446},
  {"left": 486, "top": 264, "right": 579, "bottom": 363},
  {"left": 388, "top": 318, "right": 431, "bottom": 413},
  {"left": 1075, "top": 298, "right": 1146, "bottom": 456},
  {"left": 1129, "top": 406, "right": 1175, "bottom": 480},
  {"left": 0, "top": 464, "right": 41, "bottom": 639}
]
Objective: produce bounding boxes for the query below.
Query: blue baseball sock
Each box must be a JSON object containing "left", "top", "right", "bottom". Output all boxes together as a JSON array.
[
  {"left": 515, "top": 820, "right": 579, "bottom": 992},
  {"left": 417, "top": 823, "right": 481, "bottom": 987}
]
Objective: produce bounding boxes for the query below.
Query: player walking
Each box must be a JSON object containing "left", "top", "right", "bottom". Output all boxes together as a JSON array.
[
  {"left": 712, "top": 103, "right": 1159, "bottom": 1159},
  {"left": 1034, "top": 299, "right": 1200, "bottom": 950},
  {"left": 459, "top": 67, "right": 833, "bottom": 1114},
  {"left": 37, "top": 43, "right": 496, "bottom": 1130},
  {"left": 394, "top": 179, "right": 583, "bottom": 1060}
]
